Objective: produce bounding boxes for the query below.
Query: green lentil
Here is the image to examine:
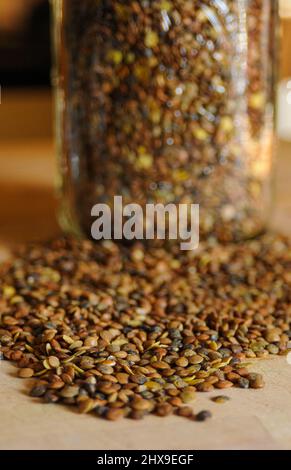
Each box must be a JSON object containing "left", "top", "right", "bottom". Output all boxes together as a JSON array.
[{"left": 211, "top": 396, "right": 231, "bottom": 404}]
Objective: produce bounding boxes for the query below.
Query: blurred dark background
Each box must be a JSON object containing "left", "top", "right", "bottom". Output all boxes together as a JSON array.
[
  {"left": 1, "top": 0, "right": 291, "bottom": 86},
  {"left": 0, "top": 0, "right": 51, "bottom": 87}
]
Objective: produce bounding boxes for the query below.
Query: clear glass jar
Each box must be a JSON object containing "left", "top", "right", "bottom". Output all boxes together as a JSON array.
[{"left": 52, "top": 0, "right": 279, "bottom": 242}]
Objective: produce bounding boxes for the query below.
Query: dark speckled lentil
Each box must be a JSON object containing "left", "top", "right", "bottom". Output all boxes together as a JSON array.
[{"left": 195, "top": 410, "right": 212, "bottom": 422}]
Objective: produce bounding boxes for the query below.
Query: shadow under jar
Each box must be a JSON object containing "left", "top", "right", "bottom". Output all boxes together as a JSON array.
[{"left": 52, "top": 0, "right": 279, "bottom": 243}]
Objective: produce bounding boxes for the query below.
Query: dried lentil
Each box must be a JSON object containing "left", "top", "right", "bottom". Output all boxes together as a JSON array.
[
  {"left": 48, "top": 356, "right": 60, "bottom": 369},
  {"left": 195, "top": 410, "right": 212, "bottom": 422},
  {"left": 176, "top": 406, "right": 194, "bottom": 418},
  {"left": 30, "top": 385, "right": 47, "bottom": 398},
  {"left": 0, "top": 233, "right": 290, "bottom": 422},
  {"left": 211, "top": 396, "right": 231, "bottom": 404},
  {"left": 54, "top": 0, "right": 278, "bottom": 242},
  {"left": 18, "top": 368, "right": 34, "bottom": 379},
  {"left": 155, "top": 403, "right": 173, "bottom": 417}
]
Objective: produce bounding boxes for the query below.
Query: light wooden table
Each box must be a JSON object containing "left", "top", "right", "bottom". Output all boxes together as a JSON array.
[{"left": 0, "top": 136, "right": 291, "bottom": 450}]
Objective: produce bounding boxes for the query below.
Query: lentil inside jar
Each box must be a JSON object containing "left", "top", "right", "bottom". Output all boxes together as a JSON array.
[{"left": 53, "top": 0, "right": 278, "bottom": 242}]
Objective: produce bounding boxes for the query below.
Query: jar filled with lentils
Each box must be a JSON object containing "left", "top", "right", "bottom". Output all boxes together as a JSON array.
[{"left": 52, "top": 0, "right": 279, "bottom": 242}]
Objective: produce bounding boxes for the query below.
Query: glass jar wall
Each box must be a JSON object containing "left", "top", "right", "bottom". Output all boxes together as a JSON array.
[{"left": 52, "top": 0, "right": 279, "bottom": 242}]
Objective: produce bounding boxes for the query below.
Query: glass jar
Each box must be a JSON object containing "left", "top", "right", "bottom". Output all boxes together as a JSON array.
[{"left": 52, "top": 0, "right": 279, "bottom": 243}]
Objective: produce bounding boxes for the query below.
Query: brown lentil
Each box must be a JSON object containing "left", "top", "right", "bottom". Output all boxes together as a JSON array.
[
  {"left": 175, "top": 357, "right": 189, "bottom": 368},
  {"left": 78, "top": 398, "right": 96, "bottom": 414},
  {"left": 215, "top": 381, "right": 234, "bottom": 390},
  {"left": 155, "top": 403, "right": 173, "bottom": 417},
  {"left": 105, "top": 408, "right": 124, "bottom": 421},
  {"left": 132, "top": 399, "right": 153, "bottom": 412},
  {"left": 18, "top": 368, "right": 34, "bottom": 379},
  {"left": 197, "top": 383, "right": 214, "bottom": 393},
  {"left": 176, "top": 407, "right": 194, "bottom": 418},
  {"left": 129, "top": 410, "right": 146, "bottom": 420},
  {"left": 0, "top": 233, "right": 290, "bottom": 422}
]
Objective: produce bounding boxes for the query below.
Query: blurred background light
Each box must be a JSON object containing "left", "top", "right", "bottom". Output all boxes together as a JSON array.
[{"left": 280, "top": 0, "right": 291, "bottom": 17}]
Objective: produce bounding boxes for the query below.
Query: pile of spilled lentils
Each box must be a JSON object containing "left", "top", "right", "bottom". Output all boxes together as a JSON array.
[{"left": 0, "top": 234, "right": 290, "bottom": 421}]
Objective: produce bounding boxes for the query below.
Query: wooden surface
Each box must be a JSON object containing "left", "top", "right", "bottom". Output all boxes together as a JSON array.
[
  {"left": 1, "top": 357, "right": 291, "bottom": 450},
  {"left": 0, "top": 126, "right": 291, "bottom": 449}
]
